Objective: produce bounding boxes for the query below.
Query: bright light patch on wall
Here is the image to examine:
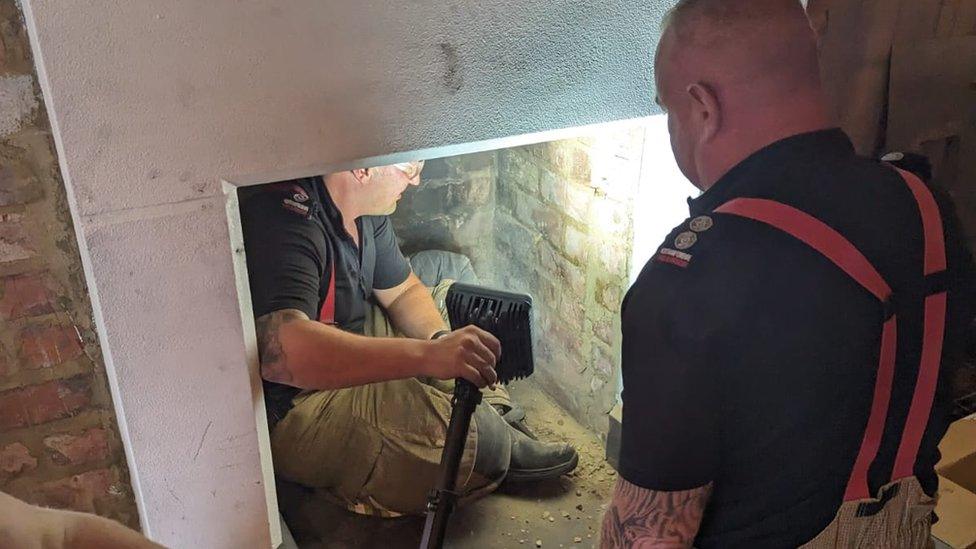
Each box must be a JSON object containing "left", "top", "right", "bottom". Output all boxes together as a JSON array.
[{"left": 629, "top": 114, "right": 700, "bottom": 283}]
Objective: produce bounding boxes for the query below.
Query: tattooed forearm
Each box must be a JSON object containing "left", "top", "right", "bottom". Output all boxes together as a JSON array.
[
  {"left": 255, "top": 309, "right": 309, "bottom": 384},
  {"left": 600, "top": 478, "right": 712, "bottom": 549}
]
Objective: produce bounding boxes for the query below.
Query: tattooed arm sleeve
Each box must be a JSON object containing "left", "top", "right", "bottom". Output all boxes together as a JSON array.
[
  {"left": 255, "top": 308, "right": 310, "bottom": 384},
  {"left": 600, "top": 477, "right": 712, "bottom": 549}
]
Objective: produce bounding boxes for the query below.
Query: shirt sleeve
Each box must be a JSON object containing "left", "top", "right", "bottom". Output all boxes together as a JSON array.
[
  {"left": 370, "top": 215, "right": 411, "bottom": 290},
  {"left": 240, "top": 189, "right": 327, "bottom": 320},
  {"left": 617, "top": 243, "right": 724, "bottom": 492}
]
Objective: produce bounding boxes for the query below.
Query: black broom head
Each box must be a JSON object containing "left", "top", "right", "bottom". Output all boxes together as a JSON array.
[{"left": 445, "top": 283, "right": 534, "bottom": 384}]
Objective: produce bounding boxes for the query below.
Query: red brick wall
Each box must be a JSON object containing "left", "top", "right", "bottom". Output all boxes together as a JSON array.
[{"left": 0, "top": 0, "right": 138, "bottom": 527}]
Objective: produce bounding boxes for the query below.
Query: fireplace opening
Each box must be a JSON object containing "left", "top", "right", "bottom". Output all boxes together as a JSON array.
[
  {"left": 392, "top": 117, "right": 695, "bottom": 425},
  {"left": 234, "top": 116, "right": 695, "bottom": 547}
]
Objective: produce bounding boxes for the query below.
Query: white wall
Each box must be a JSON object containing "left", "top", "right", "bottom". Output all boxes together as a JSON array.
[
  {"left": 20, "top": 1, "right": 669, "bottom": 546},
  {"left": 629, "top": 115, "right": 699, "bottom": 284}
]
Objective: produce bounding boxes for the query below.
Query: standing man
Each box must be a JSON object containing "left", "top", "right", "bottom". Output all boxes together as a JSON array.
[
  {"left": 240, "top": 161, "right": 577, "bottom": 518},
  {"left": 602, "top": 1, "right": 976, "bottom": 547}
]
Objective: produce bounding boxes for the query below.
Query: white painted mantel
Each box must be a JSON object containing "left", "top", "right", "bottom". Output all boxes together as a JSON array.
[{"left": 20, "top": 1, "right": 668, "bottom": 546}]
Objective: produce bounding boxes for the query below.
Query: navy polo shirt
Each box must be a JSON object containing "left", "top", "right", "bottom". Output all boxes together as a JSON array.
[
  {"left": 618, "top": 130, "right": 976, "bottom": 548},
  {"left": 239, "top": 176, "right": 411, "bottom": 419}
]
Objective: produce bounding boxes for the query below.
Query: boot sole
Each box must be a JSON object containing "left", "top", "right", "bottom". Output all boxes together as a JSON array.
[{"left": 503, "top": 452, "right": 579, "bottom": 483}]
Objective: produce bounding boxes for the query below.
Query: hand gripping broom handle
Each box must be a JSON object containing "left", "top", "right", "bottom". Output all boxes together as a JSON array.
[{"left": 419, "top": 283, "right": 534, "bottom": 548}]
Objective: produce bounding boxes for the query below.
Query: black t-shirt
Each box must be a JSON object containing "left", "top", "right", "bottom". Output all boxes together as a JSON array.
[
  {"left": 239, "top": 177, "right": 411, "bottom": 419},
  {"left": 618, "top": 130, "right": 976, "bottom": 548}
]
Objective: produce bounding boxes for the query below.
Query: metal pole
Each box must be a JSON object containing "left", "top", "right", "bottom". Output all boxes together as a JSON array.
[{"left": 420, "top": 380, "right": 482, "bottom": 549}]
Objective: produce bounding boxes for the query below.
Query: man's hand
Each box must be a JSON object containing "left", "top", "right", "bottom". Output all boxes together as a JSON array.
[
  {"left": 0, "top": 491, "right": 165, "bottom": 549},
  {"left": 422, "top": 325, "right": 501, "bottom": 388}
]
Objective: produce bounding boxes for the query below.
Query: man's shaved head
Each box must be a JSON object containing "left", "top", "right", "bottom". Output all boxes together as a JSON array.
[
  {"left": 661, "top": 0, "right": 821, "bottom": 95},
  {"left": 654, "top": 0, "right": 832, "bottom": 189}
]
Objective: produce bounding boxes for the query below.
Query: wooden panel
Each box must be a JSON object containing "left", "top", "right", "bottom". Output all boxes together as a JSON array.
[
  {"left": 816, "top": 0, "right": 903, "bottom": 153},
  {"left": 953, "top": 0, "right": 976, "bottom": 37},
  {"left": 895, "top": 0, "right": 944, "bottom": 42},
  {"left": 950, "top": 126, "right": 976, "bottom": 249},
  {"left": 919, "top": 135, "right": 961, "bottom": 183},
  {"left": 806, "top": 0, "right": 829, "bottom": 36},
  {"left": 937, "top": 0, "right": 960, "bottom": 38},
  {"left": 936, "top": 0, "right": 976, "bottom": 38},
  {"left": 887, "top": 36, "right": 976, "bottom": 151}
]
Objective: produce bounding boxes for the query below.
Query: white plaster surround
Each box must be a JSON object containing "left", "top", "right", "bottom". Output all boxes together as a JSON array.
[{"left": 20, "top": 1, "right": 667, "bottom": 546}]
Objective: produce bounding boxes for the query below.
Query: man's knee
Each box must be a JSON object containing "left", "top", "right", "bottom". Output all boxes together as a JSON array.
[
  {"left": 271, "top": 380, "right": 511, "bottom": 516},
  {"left": 270, "top": 380, "right": 454, "bottom": 482},
  {"left": 409, "top": 250, "right": 480, "bottom": 287}
]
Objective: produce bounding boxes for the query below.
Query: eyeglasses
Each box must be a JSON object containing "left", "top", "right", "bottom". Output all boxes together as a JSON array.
[{"left": 392, "top": 160, "right": 425, "bottom": 179}]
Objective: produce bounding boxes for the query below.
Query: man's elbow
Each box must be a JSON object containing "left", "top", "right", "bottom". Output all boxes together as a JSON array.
[
  {"left": 254, "top": 309, "right": 309, "bottom": 386},
  {"left": 259, "top": 360, "right": 297, "bottom": 386}
]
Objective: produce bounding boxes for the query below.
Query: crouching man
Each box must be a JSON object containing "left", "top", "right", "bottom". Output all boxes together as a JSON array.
[{"left": 240, "top": 161, "right": 578, "bottom": 517}]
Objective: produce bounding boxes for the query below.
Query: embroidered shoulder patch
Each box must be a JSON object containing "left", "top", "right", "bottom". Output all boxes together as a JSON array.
[
  {"left": 271, "top": 182, "right": 313, "bottom": 218},
  {"left": 282, "top": 197, "right": 311, "bottom": 217},
  {"left": 654, "top": 247, "right": 692, "bottom": 268}
]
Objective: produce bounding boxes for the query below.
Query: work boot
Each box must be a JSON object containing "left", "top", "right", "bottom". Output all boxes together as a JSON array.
[
  {"left": 470, "top": 403, "right": 513, "bottom": 487},
  {"left": 505, "top": 426, "right": 579, "bottom": 483},
  {"left": 474, "top": 404, "right": 579, "bottom": 484},
  {"left": 491, "top": 402, "right": 538, "bottom": 440},
  {"left": 452, "top": 404, "right": 515, "bottom": 508}
]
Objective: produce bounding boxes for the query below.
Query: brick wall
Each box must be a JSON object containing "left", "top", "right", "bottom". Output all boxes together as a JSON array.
[
  {"left": 0, "top": 0, "right": 137, "bottom": 527},
  {"left": 391, "top": 151, "right": 496, "bottom": 277},
  {"left": 494, "top": 132, "right": 644, "bottom": 433},
  {"left": 392, "top": 128, "right": 646, "bottom": 433}
]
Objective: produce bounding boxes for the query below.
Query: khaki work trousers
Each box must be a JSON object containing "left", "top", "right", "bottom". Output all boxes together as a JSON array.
[{"left": 270, "top": 279, "right": 511, "bottom": 517}]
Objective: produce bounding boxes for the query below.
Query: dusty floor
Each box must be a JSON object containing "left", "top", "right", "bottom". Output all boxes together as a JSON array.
[{"left": 280, "top": 381, "right": 618, "bottom": 549}]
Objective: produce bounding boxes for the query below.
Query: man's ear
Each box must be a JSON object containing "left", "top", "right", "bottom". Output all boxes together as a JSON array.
[
  {"left": 686, "top": 82, "right": 722, "bottom": 143},
  {"left": 350, "top": 168, "right": 370, "bottom": 183}
]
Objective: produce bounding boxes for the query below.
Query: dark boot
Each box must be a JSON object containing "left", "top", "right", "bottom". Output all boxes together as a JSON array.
[
  {"left": 473, "top": 403, "right": 579, "bottom": 485},
  {"left": 469, "top": 403, "right": 512, "bottom": 488},
  {"left": 491, "top": 402, "right": 538, "bottom": 440},
  {"left": 505, "top": 425, "right": 579, "bottom": 483}
]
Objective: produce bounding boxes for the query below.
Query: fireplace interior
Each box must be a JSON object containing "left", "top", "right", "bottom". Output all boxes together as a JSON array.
[{"left": 237, "top": 118, "right": 696, "bottom": 547}]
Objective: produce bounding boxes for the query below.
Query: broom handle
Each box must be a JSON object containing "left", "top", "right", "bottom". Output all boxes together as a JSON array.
[{"left": 420, "top": 379, "right": 482, "bottom": 549}]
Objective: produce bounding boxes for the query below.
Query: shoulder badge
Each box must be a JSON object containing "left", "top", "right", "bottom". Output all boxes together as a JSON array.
[
  {"left": 653, "top": 218, "right": 715, "bottom": 269},
  {"left": 689, "top": 216, "right": 713, "bottom": 233},
  {"left": 674, "top": 231, "right": 698, "bottom": 250}
]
